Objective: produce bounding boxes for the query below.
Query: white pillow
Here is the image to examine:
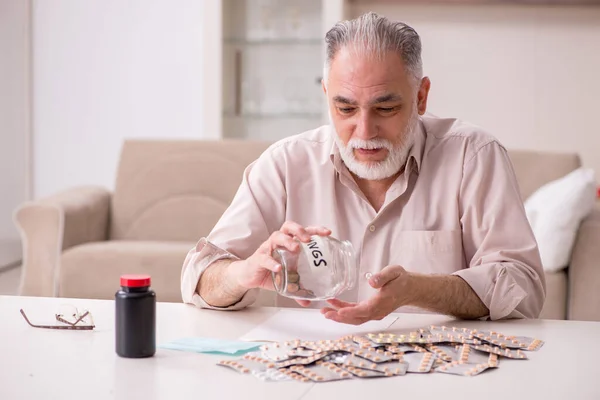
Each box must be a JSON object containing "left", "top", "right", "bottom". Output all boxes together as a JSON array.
[{"left": 524, "top": 167, "right": 597, "bottom": 272}]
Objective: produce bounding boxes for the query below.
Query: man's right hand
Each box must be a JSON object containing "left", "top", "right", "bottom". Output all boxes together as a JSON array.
[{"left": 226, "top": 221, "right": 331, "bottom": 302}]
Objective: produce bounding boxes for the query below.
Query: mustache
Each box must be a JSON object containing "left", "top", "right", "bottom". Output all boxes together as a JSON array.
[{"left": 346, "top": 138, "right": 394, "bottom": 151}]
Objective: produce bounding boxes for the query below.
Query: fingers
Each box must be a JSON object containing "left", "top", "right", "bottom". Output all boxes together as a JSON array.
[
  {"left": 295, "top": 299, "right": 311, "bottom": 307},
  {"left": 280, "top": 221, "right": 312, "bottom": 242},
  {"left": 257, "top": 253, "right": 281, "bottom": 273},
  {"left": 321, "top": 308, "right": 368, "bottom": 325},
  {"left": 323, "top": 302, "right": 387, "bottom": 325},
  {"left": 304, "top": 226, "right": 332, "bottom": 237},
  {"left": 320, "top": 298, "right": 377, "bottom": 325},
  {"left": 369, "top": 265, "right": 405, "bottom": 289},
  {"left": 326, "top": 299, "right": 357, "bottom": 309},
  {"left": 268, "top": 231, "right": 300, "bottom": 253},
  {"left": 280, "top": 221, "right": 331, "bottom": 242},
  {"left": 331, "top": 296, "right": 381, "bottom": 319},
  {"left": 337, "top": 302, "right": 374, "bottom": 318}
]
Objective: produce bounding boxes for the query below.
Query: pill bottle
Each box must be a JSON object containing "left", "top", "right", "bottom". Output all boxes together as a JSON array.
[
  {"left": 271, "top": 235, "right": 357, "bottom": 300},
  {"left": 115, "top": 274, "right": 156, "bottom": 358}
]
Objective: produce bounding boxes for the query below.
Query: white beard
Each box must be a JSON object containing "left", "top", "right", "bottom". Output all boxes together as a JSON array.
[{"left": 332, "top": 108, "right": 419, "bottom": 181}]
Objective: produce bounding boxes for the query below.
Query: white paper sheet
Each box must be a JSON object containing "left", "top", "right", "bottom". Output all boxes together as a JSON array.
[{"left": 239, "top": 309, "right": 398, "bottom": 342}]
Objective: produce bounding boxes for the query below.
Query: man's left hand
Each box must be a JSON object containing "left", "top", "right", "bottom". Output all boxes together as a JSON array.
[{"left": 320, "top": 265, "right": 411, "bottom": 325}]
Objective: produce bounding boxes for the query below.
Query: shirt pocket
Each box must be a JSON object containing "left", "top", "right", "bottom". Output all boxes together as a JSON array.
[{"left": 390, "top": 230, "right": 464, "bottom": 274}]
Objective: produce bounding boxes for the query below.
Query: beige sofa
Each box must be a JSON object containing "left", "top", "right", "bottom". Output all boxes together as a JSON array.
[{"left": 14, "top": 140, "right": 600, "bottom": 320}]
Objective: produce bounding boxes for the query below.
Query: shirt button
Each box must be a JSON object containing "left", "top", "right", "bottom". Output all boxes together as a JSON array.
[
  {"left": 365, "top": 272, "right": 373, "bottom": 280},
  {"left": 369, "top": 225, "right": 376, "bottom": 232}
]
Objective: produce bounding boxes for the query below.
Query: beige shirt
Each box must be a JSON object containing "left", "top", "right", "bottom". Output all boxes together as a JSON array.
[{"left": 181, "top": 113, "right": 546, "bottom": 320}]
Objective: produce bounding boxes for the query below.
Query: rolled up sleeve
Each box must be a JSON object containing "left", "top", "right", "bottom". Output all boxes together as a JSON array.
[
  {"left": 454, "top": 141, "right": 546, "bottom": 320},
  {"left": 180, "top": 145, "right": 287, "bottom": 310},
  {"left": 180, "top": 238, "right": 259, "bottom": 310}
]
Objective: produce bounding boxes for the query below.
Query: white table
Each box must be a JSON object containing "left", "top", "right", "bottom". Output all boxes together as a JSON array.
[{"left": 1, "top": 295, "right": 598, "bottom": 400}]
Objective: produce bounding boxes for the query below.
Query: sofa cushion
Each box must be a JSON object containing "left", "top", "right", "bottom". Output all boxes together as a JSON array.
[
  {"left": 539, "top": 270, "right": 568, "bottom": 320},
  {"left": 507, "top": 150, "right": 580, "bottom": 200},
  {"left": 109, "top": 140, "right": 271, "bottom": 242},
  {"left": 525, "top": 168, "right": 597, "bottom": 272},
  {"left": 59, "top": 241, "right": 195, "bottom": 302}
]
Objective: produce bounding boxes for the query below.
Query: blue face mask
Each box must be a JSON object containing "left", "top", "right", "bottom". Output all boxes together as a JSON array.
[{"left": 159, "top": 336, "right": 266, "bottom": 356}]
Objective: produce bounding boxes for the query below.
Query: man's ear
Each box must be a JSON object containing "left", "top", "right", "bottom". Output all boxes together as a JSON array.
[
  {"left": 321, "top": 79, "right": 327, "bottom": 95},
  {"left": 417, "top": 77, "right": 431, "bottom": 115}
]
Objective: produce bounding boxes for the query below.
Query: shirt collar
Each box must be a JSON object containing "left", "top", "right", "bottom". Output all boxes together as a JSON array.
[{"left": 328, "top": 117, "right": 426, "bottom": 175}]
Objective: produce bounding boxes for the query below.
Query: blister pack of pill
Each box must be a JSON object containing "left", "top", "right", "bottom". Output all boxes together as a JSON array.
[
  {"left": 349, "top": 347, "right": 396, "bottom": 363},
  {"left": 386, "top": 344, "right": 426, "bottom": 354},
  {"left": 473, "top": 331, "right": 544, "bottom": 351},
  {"left": 260, "top": 342, "right": 304, "bottom": 362},
  {"left": 436, "top": 361, "right": 492, "bottom": 377},
  {"left": 217, "top": 324, "right": 543, "bottom": 383},
  {"left": 399, "top": 351, "right": 436, "bottom": 373},
  {"left": 365, "top": 332, "right": 427, "bottom": 345},
  {"left": 510, "top": 336, "right": 544, "bottom": 351},
  {"left": 217, "top": 357, "right": 272, "bottom": 374},
  {"left": 275, "top": 352, "right": 330, "bottom": 368},
  {"left": 425, "top": 344, "right": 461, "bottom": 362},
  {"left": 352, "top": 335, "right": 386, "bottom": 348},
  {"left": 456, "top": 344, "right": 500, "bottom": 366},
  {"left": 253, "top": 368, "right": 307, "bottom": 382},
  {"left": 427, "top": 326, "right": 482, "bottom": 345},
  {"left": 342, "top": 365, "right": 391, "bottom": 378},
  {"left": 470, "top": 344, "right": 528, "bottom": 359},
  {"left": 290, "top": 362, "right": 353, "bottom": 382}
]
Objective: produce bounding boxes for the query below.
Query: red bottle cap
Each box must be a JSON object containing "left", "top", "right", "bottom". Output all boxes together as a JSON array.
[{"left": 120, "top": 274, "right": 151, "bottom": 288}]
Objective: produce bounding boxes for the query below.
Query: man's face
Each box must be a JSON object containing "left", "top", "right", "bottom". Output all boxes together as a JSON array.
[{"left": 324, "top": 48, "right": 430, "bottom": 181}]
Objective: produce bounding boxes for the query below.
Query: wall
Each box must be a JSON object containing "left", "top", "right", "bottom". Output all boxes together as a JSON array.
[
  {"left": 0, "top": 0, "right": 30, "bottom": 266},
  {"left": 32, "top": 0, "right": 209, "bottom": 198},
  {"left": 350, "top": 2, "right": 600, "bottom": 181}
]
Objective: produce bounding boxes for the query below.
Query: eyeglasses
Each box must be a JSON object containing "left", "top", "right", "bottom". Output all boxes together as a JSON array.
[{"left": 20, "top": 305, "right": 95, "bottom": 330}]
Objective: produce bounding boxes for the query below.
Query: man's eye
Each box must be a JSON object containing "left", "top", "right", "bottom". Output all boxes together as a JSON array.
[
  {"left": 338, "top": 107, "right": 355, "bottom": 114},
  {"left": 377, "top": 107, "right": 396, "bottom": 113}
]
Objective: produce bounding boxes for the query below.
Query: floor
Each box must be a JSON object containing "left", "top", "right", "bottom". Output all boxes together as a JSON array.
[{"left": 0, "top": 265, "right": 21, "bottom": 295}]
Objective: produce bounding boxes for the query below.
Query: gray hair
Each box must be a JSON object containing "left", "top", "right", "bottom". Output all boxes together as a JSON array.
[{"left": 323, "top": 12, "right": 423, "bottom": 86}]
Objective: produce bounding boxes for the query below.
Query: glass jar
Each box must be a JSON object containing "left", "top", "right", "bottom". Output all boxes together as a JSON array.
[{"left": 271, "top": 235, "right": 358, "bottom": 301}]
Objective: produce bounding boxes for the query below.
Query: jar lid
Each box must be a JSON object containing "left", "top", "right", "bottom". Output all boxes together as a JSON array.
[{"left": 120, "top": 274, "right": 151, "bottom": 288}]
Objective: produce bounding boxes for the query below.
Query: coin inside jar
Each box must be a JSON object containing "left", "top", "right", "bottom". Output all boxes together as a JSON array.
[
  {"left": 287, "top": 271, "right": 300, "bottom": 284},
  {"left": 287, "top": 283, "right": 300, "bottom": 293},
  {"left": 294, "top": 288, "right": 317, "bottom": 299},
  {"left": 273, "top": 271, "right": 283, "bottom": 290}
]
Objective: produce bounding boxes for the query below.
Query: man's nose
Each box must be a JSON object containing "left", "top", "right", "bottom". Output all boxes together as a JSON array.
[{"left": 354, "top": 111, "right": 378, "bottom": 140}]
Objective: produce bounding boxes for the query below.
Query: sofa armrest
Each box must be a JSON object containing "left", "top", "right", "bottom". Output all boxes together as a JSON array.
[
  {"left": 13, "top": 186, "right": 111, "bottom": 297},
  {"left": 568, "top": 202, "right": 600, "bottom": 321}
]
